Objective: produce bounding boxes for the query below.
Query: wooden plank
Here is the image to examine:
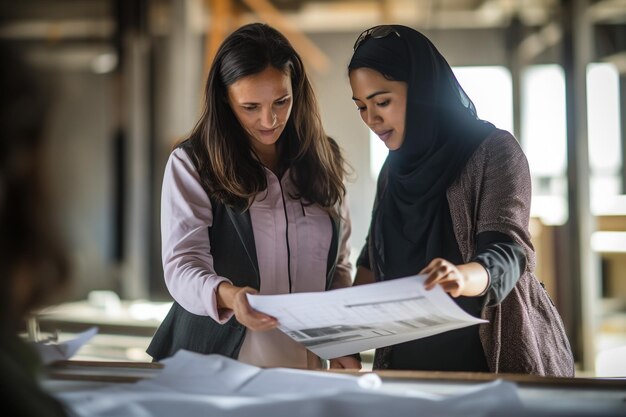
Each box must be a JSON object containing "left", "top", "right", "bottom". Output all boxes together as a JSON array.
[
  {"left": 46, "top": 360, "right": 626, "bottom": 389},
  {"left": 205, "top": 0, "right": 232, "bottom": 75},
  {"left": 330, "top": 369, "right": 626, "bottom": 389},
  {"left": 597, "top": 215, "right": 626, "bottom": 232}
]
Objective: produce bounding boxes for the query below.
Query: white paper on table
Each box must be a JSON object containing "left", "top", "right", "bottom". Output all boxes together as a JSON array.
[
  {"left": 54, "top": 350, "right": 527, "bottom": 417},
  {"left": 31, "top": 326, "right": 98, "bottom": 365},
  {"left": 55, "top": 351, "right": 386, "bottom": 416},
  {"left": 140, "top": 351, "right": 380, "bottom": 396},
  {"left": 247, "top": 275, "right": 487, "bottom": 359}
]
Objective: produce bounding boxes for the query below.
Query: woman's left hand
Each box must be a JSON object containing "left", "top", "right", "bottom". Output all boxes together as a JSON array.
[
  {"left": 329, "top": 355, "right": 362, "bottom": 370},
  {"left": 420, "top": 258, "right": 467, "bottom": 297}
]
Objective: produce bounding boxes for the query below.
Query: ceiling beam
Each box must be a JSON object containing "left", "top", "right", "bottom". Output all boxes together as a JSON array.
[{"left": 240, "top": 0, "right": 331, "bottom": 73}]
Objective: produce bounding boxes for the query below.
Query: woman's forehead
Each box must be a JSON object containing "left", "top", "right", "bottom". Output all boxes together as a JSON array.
[
  {"left": 350, "top": 68, "right": 406, "bottom": 98},
  {"left": 228, "top": 67, "right": 292, "bottom": 102}
]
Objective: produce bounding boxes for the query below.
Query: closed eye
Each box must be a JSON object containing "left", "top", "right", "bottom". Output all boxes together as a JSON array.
[
  {"left": 376, "top": 99, "right": 390, "bottom": 107},
  {"left": 353, "top": 100, "right": 366, "bottom": 112}
]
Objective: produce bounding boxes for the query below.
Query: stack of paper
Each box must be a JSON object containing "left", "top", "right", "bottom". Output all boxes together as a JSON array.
[{"left": 55, "top": 350, "right": 523, "bottom": 417}]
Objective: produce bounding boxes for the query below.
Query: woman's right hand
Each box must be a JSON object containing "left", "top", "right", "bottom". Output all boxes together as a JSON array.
[{"left": 217, "top": 282, "right": 278, "bottom": 331}]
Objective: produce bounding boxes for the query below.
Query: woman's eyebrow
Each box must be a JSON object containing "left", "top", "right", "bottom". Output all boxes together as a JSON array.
[
  {"left": 274, "top": 93, "right": 291, "bottom": 101},
  {"left": 352, "top": 90, "right": 390, "bottom": 101},
  {"left": 241, "top": 93, "right": 291, "bottom": 106}
]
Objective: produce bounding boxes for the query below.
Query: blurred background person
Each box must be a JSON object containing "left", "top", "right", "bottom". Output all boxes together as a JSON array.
[{"left": 0, "top": 41, "right": 70, "bottom": 416}]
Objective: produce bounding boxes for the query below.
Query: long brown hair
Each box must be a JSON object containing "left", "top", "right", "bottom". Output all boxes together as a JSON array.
[{"left": 185, "top": 23, "right": 346, "bottom": 211}]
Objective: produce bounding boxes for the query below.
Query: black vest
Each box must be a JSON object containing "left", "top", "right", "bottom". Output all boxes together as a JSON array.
[{"left": 146, "top": 143, "right": 341, "bottom": 361}]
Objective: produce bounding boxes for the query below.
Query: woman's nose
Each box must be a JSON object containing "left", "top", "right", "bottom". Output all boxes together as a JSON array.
[
  {"left": 261, "top": 109, "right": 277, "bottom": 128},
  {"left": 366, "top": 108, "right": 380, "bottom": 126}
]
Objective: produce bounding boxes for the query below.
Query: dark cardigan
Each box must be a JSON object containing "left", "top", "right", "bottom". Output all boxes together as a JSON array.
[{"left": 367, "top": 130, "right": 574, "bottom": 376}]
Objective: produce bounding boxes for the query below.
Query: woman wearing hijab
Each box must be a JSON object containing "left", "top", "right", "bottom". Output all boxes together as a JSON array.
[{"left": 348, "top": 25, "right": 574, "bottom": 376}]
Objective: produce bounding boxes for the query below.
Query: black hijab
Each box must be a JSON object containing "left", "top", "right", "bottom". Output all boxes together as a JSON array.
[{"left": 349, "top": 25, "right": 496, "bottom": 278}]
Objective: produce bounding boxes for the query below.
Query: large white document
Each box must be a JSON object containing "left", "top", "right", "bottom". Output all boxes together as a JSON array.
[{"left": 247, "top": 275, "right": 487, "bottom": 359}]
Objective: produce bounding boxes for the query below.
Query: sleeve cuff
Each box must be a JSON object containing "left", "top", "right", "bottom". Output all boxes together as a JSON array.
[
  {"left": 472, "top": 257, "right": 492, "bottom": 298},
  {"left": 203, "top": 276, "right": 235, "bottom": 324}
]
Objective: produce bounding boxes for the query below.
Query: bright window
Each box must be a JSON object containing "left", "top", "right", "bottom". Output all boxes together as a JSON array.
[
  {"left": 521, "top": 65, "right": 567, "bottom": 178},
  {"left": 588, "top": 62, "right": 622, "bottom": 212},
  {"left": 521, "top": 62, "right": 623, "bottom": 223},
  {"left": 452, "top": 66, "right": 513, "bottom": 133},
  {"left": 521, "top": 65, "right": 568, "bottom": 225}
]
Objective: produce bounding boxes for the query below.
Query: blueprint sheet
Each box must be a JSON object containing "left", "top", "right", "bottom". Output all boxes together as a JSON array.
[{"left": 247, "top": 275, "right": 486, "bottom": 359}]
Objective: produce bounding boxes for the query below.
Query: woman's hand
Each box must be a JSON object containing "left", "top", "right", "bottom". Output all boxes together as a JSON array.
[
  {"left": 217, "top": 282, "right": 278, "bottom": 331},
  {"left": 420, "top": 258, "right": 488, "bottom": 298},
  {"left": 353, "top": 266, "right": 375, "bottom": 286},
  {"left": 329, "top": 355, "right": 362, "bottom": 370},
  {"left": 420, "top": 258, "right": 466, "bottom": 297}
]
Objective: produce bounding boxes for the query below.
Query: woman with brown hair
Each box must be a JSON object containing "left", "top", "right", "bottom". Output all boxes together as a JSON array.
[{"left": 147, "top": 23, "right": 359, "bottom": 370}]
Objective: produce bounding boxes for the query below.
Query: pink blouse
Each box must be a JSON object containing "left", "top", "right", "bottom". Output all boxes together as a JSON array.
[{"left": 161, "top": 148, "right": 352, "bottom": 368}]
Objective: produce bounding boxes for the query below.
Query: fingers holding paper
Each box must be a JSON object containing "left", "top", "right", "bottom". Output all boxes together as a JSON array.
[
  {"left": 329, "top": 355, "right": 362, "bottom": 370},
  {"left": 420, "top": 258, "right": 489, "bottom": 298},
  {"left": 420, "top": 258, "right": 466, "bottom": 298},
  {"left": 217, "top": 282, "right": 278, "bottom": 331}
]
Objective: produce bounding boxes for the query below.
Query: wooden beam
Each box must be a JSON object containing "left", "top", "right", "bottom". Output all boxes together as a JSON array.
[
  {"left": 240, "top": 0, "right": 331, "bottom": 73},
  {"left": 204, "top": 0, "right": 232, "bottom": 77}
]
